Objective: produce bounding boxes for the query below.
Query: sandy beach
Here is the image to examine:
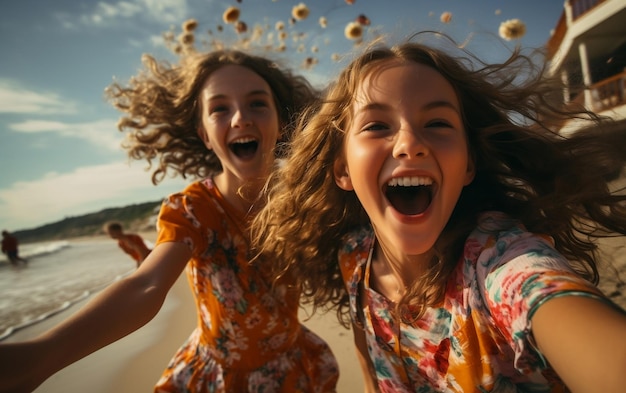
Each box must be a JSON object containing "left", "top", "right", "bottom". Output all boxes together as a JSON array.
[{"left": 5, "top": 230, "right": 624, "bottom": 392}]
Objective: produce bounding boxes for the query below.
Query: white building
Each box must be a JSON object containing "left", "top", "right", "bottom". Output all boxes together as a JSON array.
[{"left": 546, "top": 0, "right": 626, "bottom": 131}]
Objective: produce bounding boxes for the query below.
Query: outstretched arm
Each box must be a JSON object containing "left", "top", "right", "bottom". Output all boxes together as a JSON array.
[
  {"left": 532, "top": 295, "right": 626, "bottom": 393},
  {"left": 0, "top": 241, "right": 191, "bottom": 393}
]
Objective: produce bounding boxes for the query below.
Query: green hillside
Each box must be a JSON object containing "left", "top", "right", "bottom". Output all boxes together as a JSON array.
[{"left": 11, "top": 201, "right": 162, "bottom": 244}]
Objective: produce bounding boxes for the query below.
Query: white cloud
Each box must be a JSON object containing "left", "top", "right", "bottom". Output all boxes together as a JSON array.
[
  {"left": 0, "top": 162, "right": 187, "bottom": 230},
  {"left": 0, "top": 80, "right": 78, "bottom": 115},
  {"left": 9, "top": 119, "right": 123, "bottom": 151},
  {"left": 80, "top": 0, "right": 188, "bottom": 27}
]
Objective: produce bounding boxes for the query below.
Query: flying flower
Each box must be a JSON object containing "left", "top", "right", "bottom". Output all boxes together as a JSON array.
[
  {"left": 345, "top": 0, "right": 355, "bottom": 4},
  {"left": 495, "top": 9, "right": 502, "bottom": 15},
  {"left": 440, "top": 12, "right": 452, "bottom": 24},
  {"left": 499, "top": 18, "right": 526, "bottom": 40},
  {"left": 292, "top": 3, "right": 310, "bottom": 21},
  {"left": 302, "top": 56, "right": 318, "bottom": 70},
  {"left": 182, "top": 19, "right": 198, "bottom": 32},
  {"left": 235, "top": 20, "right": 248, "bottom": 34},
  {"left": 331, "top": 53, "right": 341, "bottom": 62},
  {"left": 319, "top": 16, "right": 328, "bottom": 28},
  {"left": 344, "top": 21, "right": 363, "bottom": 40},
  {"left": 223, "top": 6, "right": 240, "bottom": 24},
  {"left": 179, "top": 32, "right": 194, "bottom": 45},
  {"left": 275, "top": 21, "right": 285, "bottom": 30},
  {"left": 356, "top": 14, "right": 370, "bottom": 26}
]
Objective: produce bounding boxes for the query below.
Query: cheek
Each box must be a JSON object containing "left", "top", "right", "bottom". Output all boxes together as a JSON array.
[{"left": 344, "top": 141, "right": 383, "bottom": 191}]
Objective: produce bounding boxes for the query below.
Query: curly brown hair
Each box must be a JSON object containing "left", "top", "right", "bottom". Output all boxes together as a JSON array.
[
  {"left": 106, "top": 50, "right": 317, "bottom": 185},
  {"left": 251, "top": 35, "right": 626, "bottom": 326}
]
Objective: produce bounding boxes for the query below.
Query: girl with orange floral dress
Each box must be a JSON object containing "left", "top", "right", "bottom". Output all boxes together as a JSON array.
[
  {"left": 252, "top": 35, "right": 626, "bottom": 392},
  {"left": 0, "top": 50, "right": 338, "bottom": 393}
]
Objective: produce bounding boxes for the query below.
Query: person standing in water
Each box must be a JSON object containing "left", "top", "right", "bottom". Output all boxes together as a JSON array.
[{"left": 1, "top": 230, "right": 28, "bottom": 268}]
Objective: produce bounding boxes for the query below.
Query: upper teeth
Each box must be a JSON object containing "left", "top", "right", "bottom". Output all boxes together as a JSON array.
[
  {"left": 232, "top": 137, "right": 256, "bottom": 144},
  {"left": 387, "top": 176, "right": 433, "bottom": 187}
]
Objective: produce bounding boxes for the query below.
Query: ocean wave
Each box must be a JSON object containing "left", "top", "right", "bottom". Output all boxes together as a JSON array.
[
  {"left": 0, "top": 290, "right": 90, "bottom": 341},
  {"left": 0, "top": 269, "right": 135, "bottom": 341}
]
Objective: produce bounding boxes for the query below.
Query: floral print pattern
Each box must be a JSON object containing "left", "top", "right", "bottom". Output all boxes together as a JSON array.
[
  {"left": 339, "top": 211, "right": 610, "bottom": 392},
  {"left": 154, "top": 179, "right": 338, "bottom": 393}
]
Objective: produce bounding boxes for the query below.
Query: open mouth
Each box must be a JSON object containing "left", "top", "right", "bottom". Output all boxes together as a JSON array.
[
  {"left": 385, "top": 176, "right": 433, "bottom": 215},
  {"left": 229, "top": 137, "right": 259, "bottom": 159}
]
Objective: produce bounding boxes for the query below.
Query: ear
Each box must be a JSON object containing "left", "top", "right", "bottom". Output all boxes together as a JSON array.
[
  {"left": 463, "top": 158, "right": 476, "bottom": 186},
  {"left": 333, "top": 156, "right": 353, "bottom": 191},
  {"left": 197, "top": 127, "right": 212, "bottom": 150}
]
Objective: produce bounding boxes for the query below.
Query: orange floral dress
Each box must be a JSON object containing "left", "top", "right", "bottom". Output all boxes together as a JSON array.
[{"left": 153, "top": 179, "right": 338, "bottom": 393}]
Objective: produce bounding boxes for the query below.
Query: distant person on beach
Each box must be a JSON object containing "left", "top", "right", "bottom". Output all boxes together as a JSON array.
[
  {"left": 1, "top": 230, "right": 27, "bottom": 268},
  {"left": 252, "top": 35, "right": 626, "bottom": 392},
  {"left": 104, "top": 221, "right": 151, "bottom": 267},
  {"left": 0, "top": 49, "right": 338, "bottom": 393}
]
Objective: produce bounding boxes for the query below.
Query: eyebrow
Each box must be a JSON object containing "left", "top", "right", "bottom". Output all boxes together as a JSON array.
[
  {"left": 355, "top": 100, "right": 460, "bottom": 115},
  {"left": 423, "top": 100, "right": 460, "bottom": 114},
  {"left": 207, "top": 89, "right": 272, "bottom": 102}
]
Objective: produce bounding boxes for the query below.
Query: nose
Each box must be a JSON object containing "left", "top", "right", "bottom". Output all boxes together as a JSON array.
[
  {"left": 392, "top": 127, "right": 428, "bottom": 159},
  {"left": 231, "top": 107, "right": 253, "bottom": 128}
]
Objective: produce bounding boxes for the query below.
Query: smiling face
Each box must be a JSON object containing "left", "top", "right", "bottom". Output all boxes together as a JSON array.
[
  {"left": 334, "top": 60, "right": 474, "bottom": 260},
  {"left": 197, "top": 65, "right": 280, "bottom": 194}
]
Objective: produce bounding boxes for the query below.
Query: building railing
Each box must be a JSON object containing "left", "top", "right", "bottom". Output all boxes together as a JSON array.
[
  {"left": 571, "top": 0, "right": 606, "bottom": 20},
  {"left": 571, "top": 71, "right": 626, "bottom": 112},
  {"left": 589, "top": 71, "right": 626, "bottom": 112}
]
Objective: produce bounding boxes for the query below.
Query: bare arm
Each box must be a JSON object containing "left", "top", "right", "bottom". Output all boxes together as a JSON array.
[
  {"left": 353, "top": 321, "right": 380, "bottom": 393},
  {"left": 531, "top": 295, "right": 626, "bottom": 393},
  {"left": 0, "top": 241, "right": 191, "bottom": 393}
]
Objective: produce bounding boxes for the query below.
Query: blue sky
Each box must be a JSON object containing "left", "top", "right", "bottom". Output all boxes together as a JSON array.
[{"left": 0, "top": 0, "right": 564, "bottom": 231}]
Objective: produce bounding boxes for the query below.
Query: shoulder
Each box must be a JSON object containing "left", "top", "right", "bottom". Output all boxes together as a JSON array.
[
  {"left": 157, "top": 179, "right": 222, "bottom": 242},
  {"left": 161, "top": 179, "right": 219, "bottom": 214},
  {"left": 464, "top": 211, "right": 557, "bottom": 268}
]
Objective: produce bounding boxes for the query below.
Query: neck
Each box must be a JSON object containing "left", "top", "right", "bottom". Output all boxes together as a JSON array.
[
  {"left": 213, "top": 172, "right": 265, "bottom": 216},
  {"left": 370, "top": 236, "right": 434, "bottom": 302}
]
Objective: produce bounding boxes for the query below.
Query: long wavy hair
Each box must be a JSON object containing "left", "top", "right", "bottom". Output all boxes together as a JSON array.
[
  {"left": 106, "top": 50, "right": 317, "bottom": 185},
  {"left": 251, "top": 35, "right": 626, "bottom": 326}
]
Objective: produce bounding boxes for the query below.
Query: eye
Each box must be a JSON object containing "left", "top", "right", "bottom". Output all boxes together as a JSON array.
[
  {"left": 209, "top": 105, "right": 229, "bottom": 115},
  {"left": 425, "top": 119, "right": 453, "bottom": 128},
  {"left": 250, "top": 99, "right": 269, "bottom": 109},
  {"left": 363, "top": 122, "right": 389, "bottom": 132}
]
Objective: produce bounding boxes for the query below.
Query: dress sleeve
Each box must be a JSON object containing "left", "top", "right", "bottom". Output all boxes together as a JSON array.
[
  {"left": 156, "top": 191, "right": 205, "bottom": 254},
  {"left": 478, "top": 228, "right": 607, "bottom": 372}
]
